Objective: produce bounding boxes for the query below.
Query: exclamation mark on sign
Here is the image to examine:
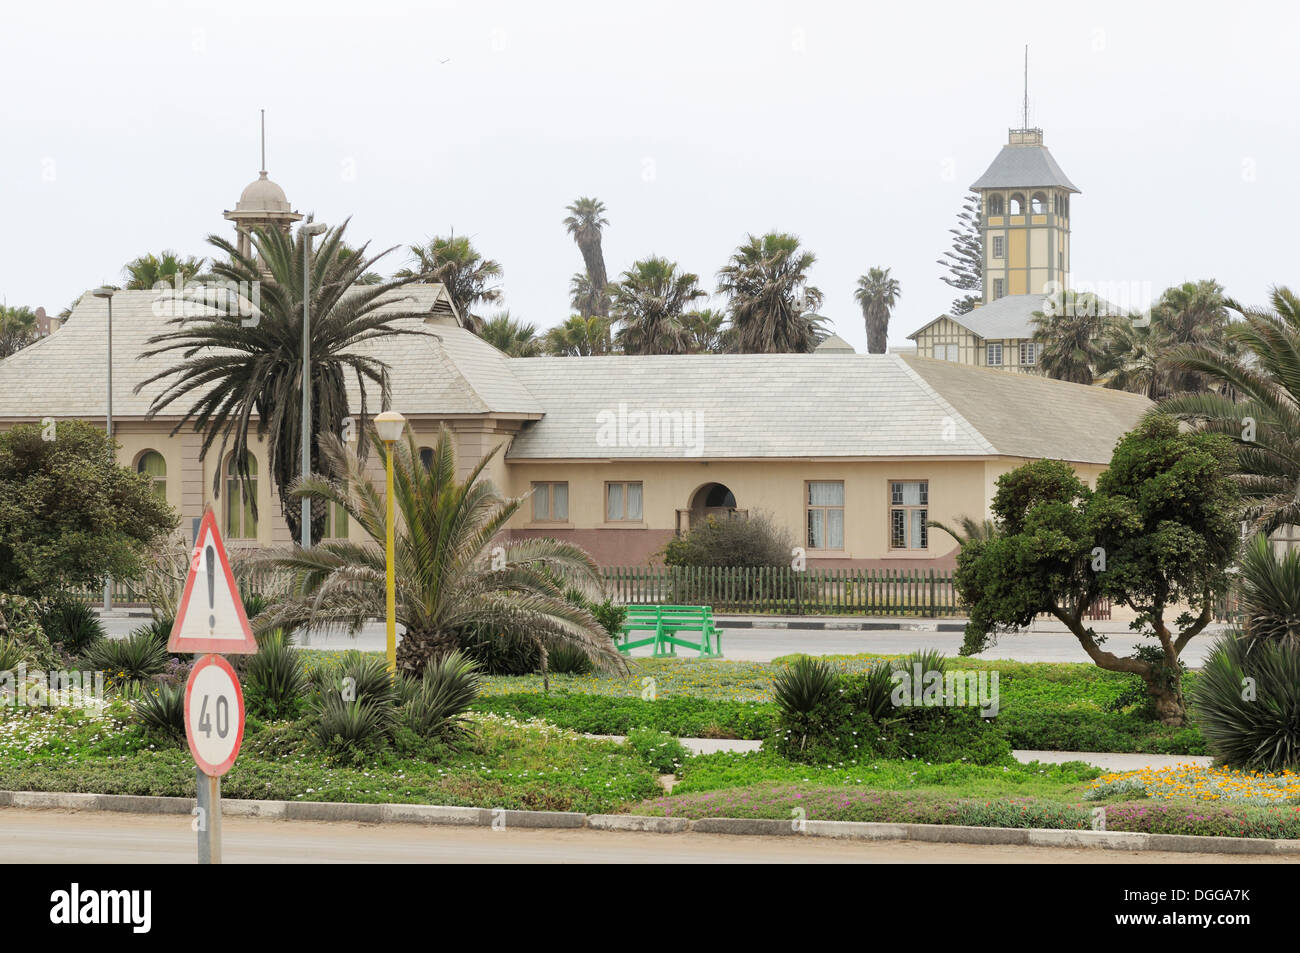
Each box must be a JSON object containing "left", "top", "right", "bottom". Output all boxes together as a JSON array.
[{"left": 206, "top": 545, "right": 216, "bottom": 632}]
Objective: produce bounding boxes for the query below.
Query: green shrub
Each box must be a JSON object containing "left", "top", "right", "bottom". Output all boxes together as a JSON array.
[
  {"left": 0, "top": 635, "right": 31, "bottom": 672},
  {"left": 772, "top": 655, "right": 838, "bottom": 719},
  {"left": 625, "top": 728, "right": 689, "bottom": 773},
  {"left": 662, "top": 511, "right": 793, "bottom": 569},
  {"left": 313, "top": 694, "right": 393, "bottom": 763},
  {"left": 400, "top": 650, "right": 481, "bottom": 744},
  {"left": 133, "top": 683, "right": 186, "bottom": 743},
  {"left": 548, "top": 643, "right": 594, "bottom": 675},
  {"left": 309, "top": 650, "right": 397, "bottom": 707},
  {"left": 244, "top": 631, "right": 307, "bottom": 721},
  {"left": 0, "top": 594, "right": 58, "bottom": 669},
  {"left": 772, "top": 652, "right": 1010, "bottom": 765},
  {"left": 127, "top": 615, "right": 176, "bottom": 651},
  {"left": 459, "top": 623, "right": 540, "bottom": 676},
  {"left": 38, "top": 597, "right": 104, "bottom": 654},
  {"left": 85, "top": 630, "right": 169, "bottom": 692},
  {"left": 1192, "top": 632, "right": 1300, "bottom": 771}
]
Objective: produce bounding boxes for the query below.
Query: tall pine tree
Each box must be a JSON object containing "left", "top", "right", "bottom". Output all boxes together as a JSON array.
[{"left": 937, "top": 190, "right": 982, "bottom": 315}]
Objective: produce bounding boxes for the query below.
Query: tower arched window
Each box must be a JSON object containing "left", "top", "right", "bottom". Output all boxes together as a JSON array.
[
  {"left": 1009, "top": 193, "right": 1025, "bottom": 215},
  {"left": 987, "top": 194, "right": 1004, "bottom": 217},
  {"left": 1031, "top": 193, "right": 1046, "bottom": 214},
  {"left": 225, "top": 453, "right": 259, "bottom": 539}
]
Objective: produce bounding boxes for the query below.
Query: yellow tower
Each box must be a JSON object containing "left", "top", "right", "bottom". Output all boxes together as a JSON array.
[{"left": 972, "top": 127, "right": 1078, "bottom": 304}]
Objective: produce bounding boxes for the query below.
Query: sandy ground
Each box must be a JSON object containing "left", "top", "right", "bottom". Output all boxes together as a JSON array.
[{"left": 0, "top": 808, "right": 1290, "bottom": 864}]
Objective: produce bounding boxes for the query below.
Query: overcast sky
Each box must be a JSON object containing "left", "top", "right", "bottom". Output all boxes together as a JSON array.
[{"left": 3, "top": 0, "right": 1298, "bottom": 351}]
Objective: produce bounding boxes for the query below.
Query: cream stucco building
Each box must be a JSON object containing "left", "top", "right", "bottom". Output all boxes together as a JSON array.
[{"left": 0, "top": 161, "right": 1152, "bottom": 570}]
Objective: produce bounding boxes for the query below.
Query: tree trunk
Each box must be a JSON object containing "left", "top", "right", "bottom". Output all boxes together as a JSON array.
[
  {"left": 395, "top": 627, "right": 459, "bottom": 675},
  {"left": 1147, "top": 680, "right": 1186, "bottom": 726}
]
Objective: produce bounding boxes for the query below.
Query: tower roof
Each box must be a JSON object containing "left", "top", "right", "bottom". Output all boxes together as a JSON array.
[
  {"left": 234, "top": 170, "right": 293, "bottom": 214},
  {"left": 970, "top": 129, "right": 1079, "bottom": 193}
]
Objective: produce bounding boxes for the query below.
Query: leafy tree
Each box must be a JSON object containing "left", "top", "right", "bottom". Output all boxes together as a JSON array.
[
  {"left": 681, "top": 308, "right": 730, "bottom": 354},
  {"left": 610, "top": 256, "right": 705, "bottom": 355},
  {"left": 1157, "top": 286, "right": 1300, "bottom": 533},
  {"left": 337, "top": 242, "right": 383, "bottom": 285},
  {"left": 121, "top": 250, "right": 208, "bottom": 290},
  {"left": 854, "top": 266, "right": 901, "bottom": 354},
  {"left": 395, "top": 234, "right": 501, "bottom": 330},
  {"left": 954, "top": 416, "right": 1239, "bottom": 725},
  {"left": 138, "top": 219, "right": 430, "bottom": 545},
  {"left": 0, "top": 305, "right": 38, "bottom": 358},
  {"left": 717, "top": 232, "right": 825, "bottom": 353},
  {"left": 564, "top": 198, "right": 610, "bottom": 317},
  {"left": 479, "top": 311, "right": 540, "bottom": 356},
  {"left": 937, "top": 190, "right": 982, "bottom": 315},
  {"left": 0, "top": 420, "right": 176, "bottom": 595},
  {"left": 254, "top": 426, "right": 624, "bottom": 676},
  {"left": 543, "top": 315, "right": 614, "bottom": 356}
]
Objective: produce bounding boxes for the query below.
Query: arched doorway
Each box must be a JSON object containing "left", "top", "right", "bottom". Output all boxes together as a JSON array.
[{"left": 677, "top": 482, "right": 744, "bottom": 534}]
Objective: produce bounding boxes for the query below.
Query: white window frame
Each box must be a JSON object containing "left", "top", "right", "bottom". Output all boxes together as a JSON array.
[
  {"left": 986, "top": 343, "right": 1003, "bottom": 366},
  {"left": 889, "top": 480, "right": 929, "bottom": 551},
  {"left": 1020, "top": 341, "right": 1038, "bottom": 366},
  {"left": 806, "top": 481, "right": 845, "bottom": 551}
]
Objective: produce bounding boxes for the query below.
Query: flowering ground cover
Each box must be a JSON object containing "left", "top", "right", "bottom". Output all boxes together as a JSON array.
[{"left": 1087, "top": 764, "right": 1300, "bottom": 805}]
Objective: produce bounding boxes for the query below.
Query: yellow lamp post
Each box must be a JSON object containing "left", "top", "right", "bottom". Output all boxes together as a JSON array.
[{"left": 374, "top": 410, "right": 407, "bottom": 674}]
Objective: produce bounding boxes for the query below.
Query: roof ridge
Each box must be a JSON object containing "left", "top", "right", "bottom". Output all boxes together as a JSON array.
[{"left": 891, "top": 354, "right": 999, "bottom": 455}]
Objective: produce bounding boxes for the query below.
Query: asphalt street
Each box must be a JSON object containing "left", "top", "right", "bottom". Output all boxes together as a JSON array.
[{"left": 99, "top": 616, "right": 1224, "bottom": 665}]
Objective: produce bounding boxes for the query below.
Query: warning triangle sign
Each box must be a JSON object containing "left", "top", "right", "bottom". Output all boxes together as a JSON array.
[{"left": 169, "top": 509, "right": 259, "bottom": 655}]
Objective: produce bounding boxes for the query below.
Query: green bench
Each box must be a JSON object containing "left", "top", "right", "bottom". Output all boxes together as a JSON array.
[{"left": 618, "top": 605, "right": 724, "bottom": 658}]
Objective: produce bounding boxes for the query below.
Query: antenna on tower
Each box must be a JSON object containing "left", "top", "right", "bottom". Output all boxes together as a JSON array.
[
  {"left": 260, "top": 109, "right": 266, "bottom": 174},
  {"left": 1022, "top": 45, "right": 1029, "bottom": 129}
]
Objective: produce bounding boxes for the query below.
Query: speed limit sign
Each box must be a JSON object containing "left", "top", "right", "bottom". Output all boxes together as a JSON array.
[{"left": 184, "top": 654, "right": 245, "bottom": 777}]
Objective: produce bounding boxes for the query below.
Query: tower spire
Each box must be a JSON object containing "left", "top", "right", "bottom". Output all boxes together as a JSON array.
[
  {"left": 260, "top": 108, "right": 266, "bottom": 174},
  {"left": 1022, "top": 45, "right": 1029, "bottom": 129}
]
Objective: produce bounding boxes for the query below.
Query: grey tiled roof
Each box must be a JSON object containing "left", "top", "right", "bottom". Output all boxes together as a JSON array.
[
  {"left": 0, "top": 285, "right": 541, "bottom": 419},
  {"left": 903, "top": 355, "right": 1152, "bottom": 463},
  {"left": 971, "top": 143, "right": 1079, "bottom": 192},
  {"left": 506, "top": 353, "right": 1149, "bottom": 464},
  {"left": 937, "top": 294, "right": 1047, "bottom": 341}
]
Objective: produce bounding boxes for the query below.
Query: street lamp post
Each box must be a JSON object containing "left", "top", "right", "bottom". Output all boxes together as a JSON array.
[
  {"left": 374, "top": 410, "right": 407, "bottom": 674},
  {"left": 299, "top": 222, "right": 328, "bottom": 550},
  {"left": 93, "top": 286, "right": 115, "bottom": 613}
]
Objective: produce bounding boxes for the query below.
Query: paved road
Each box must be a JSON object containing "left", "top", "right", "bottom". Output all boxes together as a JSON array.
[
  {"left": 0, "top": 809, "right": 1282, "bottom": 864},
  {"left": 100, "top": 616, "right": 1222, "bottom": 666}
]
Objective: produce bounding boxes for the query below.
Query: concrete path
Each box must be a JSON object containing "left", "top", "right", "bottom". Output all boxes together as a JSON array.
[
  {"left": 98, "top": 616, "right": 1226, "bottom": 666},
  {"left": 0, "top": 808, "right": 1275, "bottom": 864},
  {"left": 594, "top": 734, "right": 1207, "bottom": 772}
]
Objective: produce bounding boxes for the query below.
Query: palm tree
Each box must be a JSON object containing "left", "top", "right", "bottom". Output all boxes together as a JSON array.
[
  {"left": 682, "top": 309, "right": 730, "bottom": 354},
  {"left": 1030, "top": 292, "right": 1107, "bottom": 384},
  {"left": 1157, "top": 286, "right": 1300, "bottom": 533},
  {"left": 395, "top": 234, "right": 501, "bottom": 331},
  {"left": 609, "top": 256, "right": 705, "bottom": 355},
  {"left": 0, "top": 305, "right": 38, "bottom": 358},
  {"left": 569, "top": 272, "right": 610, "bottom": 318},
  {"left": 1101, "top": 281, "right": 1233, "bottom": 399},
  {"left": 479, "top": 311, "right": 540, "bottom": 357},
  {"left": 122, "top": 251, "right": 208, "bottom": 290},
  {"left": 337, "top": 242, "right": 383, "bottom": 285},
  {"left": 717, "top": 232, "right": 825, "bottom": 353},
  {"left": 543, "top": 315, "right": 615, "bottom": 356},
  {"left": 854, "top": 267, "right": 901, "bottom": 354},
  {"left": 563, "top": 198, "right": 610, "bottom": 317},
  {"left": 253, "top": 426, "right": 625, "bottom": 676},
  {"left": 927, "top": 514, "right": 997, "bottom": 547},
  {"left": 136, "top": 218, "right": 432, "bottom": 545}
]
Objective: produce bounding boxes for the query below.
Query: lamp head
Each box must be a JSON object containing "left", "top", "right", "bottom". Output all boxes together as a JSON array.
[
  {"left": 374, "top": 410, "right": 407, "bottom": 444},
  {"left": 92, "top": 286, "right": 116, "bottom": 299}
]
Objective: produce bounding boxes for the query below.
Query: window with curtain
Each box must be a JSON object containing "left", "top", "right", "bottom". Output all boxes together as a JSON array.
[
  {"left": 889, "top": 480, "right": 928, "bottom": 550},
  {"left": 606, "top": 482, "right": 642, "bottom": 521},
  {"left": 224, "top": 453, "right": 258, "bottom": 539},
  {"left": 532, "top": 482, "right": 569, "bottom": 521},
  {"left": 137, "top": 451, "right": 166, "bottom": 499},
  {"left": 806, "top": 481, "right": 844, "bottom": 550},
  {"left": 322, "top": 500, "right": 348, "bottom": 539}
]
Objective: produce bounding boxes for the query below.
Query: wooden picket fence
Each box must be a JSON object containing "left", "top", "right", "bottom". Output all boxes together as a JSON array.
[{"left": 601, "top": 566, "right": 963, "bottom": 616}]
